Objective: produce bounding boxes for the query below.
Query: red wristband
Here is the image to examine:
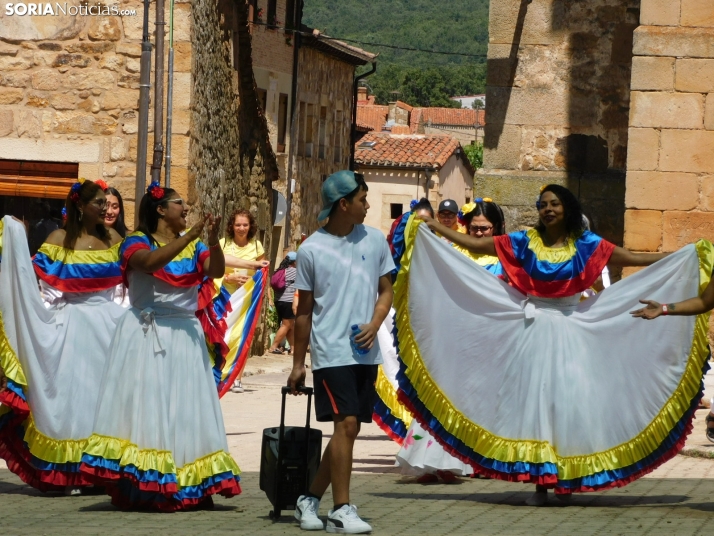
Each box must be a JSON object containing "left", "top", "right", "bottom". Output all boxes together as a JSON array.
[{"left": 661, "top": 304, "right": 669, "bottom": 315}]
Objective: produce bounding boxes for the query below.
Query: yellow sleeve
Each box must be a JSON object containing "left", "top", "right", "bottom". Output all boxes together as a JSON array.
[{"left": 255, "top": 239, "right": 265, "bottom": 259}]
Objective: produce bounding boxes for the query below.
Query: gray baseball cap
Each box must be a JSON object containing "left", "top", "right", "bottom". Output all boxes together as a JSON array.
[
  {"left": 438, "top": 199, "right": 458, "bottom": 214},
  {"left": 318, "top": 170, "right": 360, "bottom": 221}
]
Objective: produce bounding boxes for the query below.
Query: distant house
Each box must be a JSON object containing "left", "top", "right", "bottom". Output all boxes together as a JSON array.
[
  {"left": 354, "top": 132, "right": 474, "bottom": 237},
  {"left": 356, "top": 89, "right": 485, "bottom": 146},
  {"left": 451, "top": 94, "right": 486, "bottom": 110}
]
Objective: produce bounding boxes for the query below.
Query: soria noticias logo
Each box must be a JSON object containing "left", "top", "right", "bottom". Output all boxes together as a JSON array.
[{"left": 4, "top": 3, "right": 137, "bottom": 16}]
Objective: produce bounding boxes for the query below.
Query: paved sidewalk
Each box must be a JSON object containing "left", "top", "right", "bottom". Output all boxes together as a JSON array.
[{"left": 2, "top": 354, "right": 714, "bottom": 534}]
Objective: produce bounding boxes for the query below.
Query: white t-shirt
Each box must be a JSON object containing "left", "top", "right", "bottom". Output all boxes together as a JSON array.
[{"left": 296, "top": 224, "right": 395, "bottom": 370}]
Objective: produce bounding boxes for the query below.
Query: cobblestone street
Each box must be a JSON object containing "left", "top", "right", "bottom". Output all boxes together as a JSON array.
[{"left": 2, "top": 357, "right": 714, "bottom": 535}]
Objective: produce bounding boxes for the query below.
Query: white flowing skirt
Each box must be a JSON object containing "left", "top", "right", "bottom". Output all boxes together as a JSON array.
[
  {"left": 0, "top": 216, "right": 125, "bottom": 489},
  {"left": 395, "top": 222, "right": 711, "bottom": 492}
]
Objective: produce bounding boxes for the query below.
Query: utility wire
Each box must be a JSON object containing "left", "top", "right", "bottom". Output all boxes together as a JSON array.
[{"left": 250, "top": 20, "right": 487, "bottom": 58}]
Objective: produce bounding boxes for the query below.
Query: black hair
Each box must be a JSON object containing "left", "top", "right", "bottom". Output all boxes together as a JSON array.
[
  {"left": 328, "top": 174, "right": 369, "bottom": 218},
  {"left": 63, "top": 180, "right": 109, "bottom": 249},
  {"left": 463, "top": 199, "right": 506, "bottom": 236},
  {"left": 137, "top": 187, "right": 178, "bottom": 246},
  {"left": 412, "top": 197, "right": 434, "bottom": 218},
  {"left": 534, "top": 184, "right": 585, "bottom": 237},
  {"left": 104, "top": 186, "right": 128, "bottom": 238},
  {"left": 277, "top": 253, "right": 296, "bottom": 272}
]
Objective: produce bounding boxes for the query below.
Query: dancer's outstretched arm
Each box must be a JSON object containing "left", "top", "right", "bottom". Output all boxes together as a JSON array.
[
  {"left": 609, "top": 246, "right": 669, "bottom": 267},
  {"left": 421, "top": 216, "right": 496, "bottom": 255},
  {"left": 631, "top": 278, "right": 714, "bottom": 319}
]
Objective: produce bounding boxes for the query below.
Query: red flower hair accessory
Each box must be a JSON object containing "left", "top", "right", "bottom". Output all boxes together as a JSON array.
[
  {"left": 147, "top": 181, "right": 165, "bottom": 200},
  {"left": 95, "top": 179, "right": 109, "bottom": 190}
]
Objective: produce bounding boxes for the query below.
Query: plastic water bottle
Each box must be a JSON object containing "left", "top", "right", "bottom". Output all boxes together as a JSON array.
[{"left": 350, "top": 324, "right": 370, "bottom": 356}]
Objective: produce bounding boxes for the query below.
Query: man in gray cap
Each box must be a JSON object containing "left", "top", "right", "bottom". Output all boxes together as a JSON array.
[
  {"left": 288, "top": 170, "right": 394, "bottom": 533},
  {"left": 437, "top": 199, "right": 460, "bottom": 232}
]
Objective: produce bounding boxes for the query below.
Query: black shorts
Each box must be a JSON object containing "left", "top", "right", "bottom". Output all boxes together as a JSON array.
[
  {"left": 312, "top": 364, "right": 378, "bottom": 423},
  {"left": 276, "top": 301, "right": 295, "bottom": 322}
]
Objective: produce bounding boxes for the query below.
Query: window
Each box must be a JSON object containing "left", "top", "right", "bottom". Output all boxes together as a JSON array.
[
  {"left": 333, "top": 110, "right": 343, "bottom": 164},
  {"left": 285, "top": 0, "right": 295, "bottom": 29},
  {"left": 256, "top": 89, "right": 267, "bottom": 113},
  {"left": 248, "top": 0, "right": 258, "bottom": 22},
  {"left": 305, "top": 104, "right": 314, "bottom": 158},
  {"left": 298, "top": 102, "right": 306, "bottom": 157},
  {"left": 318, "top": 106, "right": 327, "bottom": 160},
  {"left": 267, "top": 0, "right": 277, "bottom": 28},
  {"left": 277, "top": 93, "right": 288, "bottom": 153},
  {"left": 465, "top": 197, "right": 471, "bottom": 203},
  {"left": 390, "top": 203, "right": 403, "bottom": 219}
]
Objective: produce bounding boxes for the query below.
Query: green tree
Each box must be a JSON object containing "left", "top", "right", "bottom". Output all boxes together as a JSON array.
[{"left": 464, "top": 142, "right": 483, "bottom": 169}]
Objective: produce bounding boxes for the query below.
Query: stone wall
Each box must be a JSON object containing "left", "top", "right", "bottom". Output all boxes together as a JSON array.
[
  {"left": 289, "top": 45, "right": 354, "bottom": 243},
  {"left": 480, "top": 0, "right": 639, "bottom": 243},
  {"left": 624, "top": 0, "right": 714, "bottom": 254},
  {"left": 0, "top": 0, "right": 193, "bottom": 224}
]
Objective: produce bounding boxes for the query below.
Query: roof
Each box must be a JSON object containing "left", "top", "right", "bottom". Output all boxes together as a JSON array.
[
  {"left": 419, "top": 108, "right": 484, "bottom": 127},
  {"left": 301, "top": 26, "right": 377, "bottom": 66},
  {"left": 356, "top": 104, "right": 389, "bottom": 133},
  {"left": 354, "top": 132, "right": 471, "bottom": 171}
]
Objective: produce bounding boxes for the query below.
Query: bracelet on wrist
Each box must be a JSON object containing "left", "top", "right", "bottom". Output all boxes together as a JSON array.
[
  {"left": 209, "top": 242, "right": 221, "bottom": 250},
  {"left": 661, "top": 304, "right": 669, "bottom": 315}
]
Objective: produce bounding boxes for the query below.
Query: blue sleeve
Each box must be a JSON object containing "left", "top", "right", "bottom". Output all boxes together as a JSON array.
[
  {"left": 378, "top": 232, "right": 396, "bottom": 277},
  {"left": 295, "top": 247, "right": 314, "bottom": 291}
]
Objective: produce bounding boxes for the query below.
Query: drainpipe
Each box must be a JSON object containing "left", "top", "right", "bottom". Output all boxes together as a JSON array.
[
  {"left": 164, "top": 0, "right": 175, "bottom": 187},
  {"left": 134, "top": 0, "right": 152, "bottom": 227},
  {"left": 283, "top": 0, "right": 303, "bottom": 248},
  {"left": 350, "top": 61, "right": 377, "bottom": 171},
  {"left": 149, "top": 0, "right": 166, "bottom": 185}
]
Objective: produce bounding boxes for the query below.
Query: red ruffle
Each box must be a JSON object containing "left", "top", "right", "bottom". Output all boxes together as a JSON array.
[
  {"left": 0, "top": 390, "right": 30, "bottom": 419},
  {"left": 372, "top": 412, "right": 405, "bottom": 446}
]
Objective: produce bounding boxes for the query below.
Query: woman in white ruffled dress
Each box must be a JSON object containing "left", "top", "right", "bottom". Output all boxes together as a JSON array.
[
  {"left": 0, "top": 179, "right": 125, "bottom": 495},
  {"left": 79, "top": 182, "right": 241, "bottom": 511}
]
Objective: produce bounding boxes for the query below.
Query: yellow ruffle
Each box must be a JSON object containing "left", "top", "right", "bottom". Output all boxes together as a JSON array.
[
  {"left": 524, "top": 228, "right": 578, "bottom": 263},
  {"left": 0, "top": 307, "right": 27, "bottom": 387},
  {"left": 395, "top": 215, "right": 712, "bottom": 479},
  {"left": 23, "top": 417, "right": 87, "bottom": 464},
  {"left": 83, "top": 434, "right": 240, "bottom": 488},
  {"left": 375, "top": 366, "right": 412, "bottom": 429},
  {"left": 451, "top": 244, "right": 500, "bottom": 267},
  {"left": 37, "top": 241, "right": 121, "bottom": 265}
]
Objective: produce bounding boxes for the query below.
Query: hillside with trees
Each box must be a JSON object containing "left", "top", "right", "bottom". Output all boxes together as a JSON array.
[{"left": 302, "top": 0, "right": 489, "bottom": 107}]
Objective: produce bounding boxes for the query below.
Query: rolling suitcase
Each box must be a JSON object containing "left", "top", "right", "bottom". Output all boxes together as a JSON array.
[{"left": 260, "top": 386, "right": 322, "bottom": 520}]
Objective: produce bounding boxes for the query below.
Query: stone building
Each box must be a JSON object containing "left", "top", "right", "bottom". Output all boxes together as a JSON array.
[
  {"left": 480, "top": 0, "right": 714, "bottom": 270},
  {"left": 355, "top": 132, "right": 474, "bottom": 236}
]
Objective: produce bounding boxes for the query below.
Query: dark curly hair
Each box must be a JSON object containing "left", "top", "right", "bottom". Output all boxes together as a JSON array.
[
  {"left": 63, "top": 180, "right": 109, "bottom": 249},
  {"left": 463, "top": 200, "right": 506, "bottom": 236},
  {"left": 225, "top": 209, "right": 257, "bottom": 241},
  {"left": 534, "top": 184, "right": 585, "bottom": 237}
]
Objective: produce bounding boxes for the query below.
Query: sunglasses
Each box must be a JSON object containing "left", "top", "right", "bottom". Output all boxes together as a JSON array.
[
  {"left": 165, "top": 198, "right": 186, "bottom": 206},
  {"left": 470, "top": 225, "right": 493, "bottom": 233}
]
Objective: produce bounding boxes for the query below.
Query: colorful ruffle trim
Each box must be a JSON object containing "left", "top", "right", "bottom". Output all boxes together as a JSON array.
[
  {"left": 33, "top": 242, "right": 123, "bottom": 293},
  {"left": 80, "top": 434, "right": 241, "bottom": 511},
  {"left": 373, "top": 366, "right": 412, "bottom": 445},
  {"left": 394, "top": 217, "right": 713, "bottom": 492}
]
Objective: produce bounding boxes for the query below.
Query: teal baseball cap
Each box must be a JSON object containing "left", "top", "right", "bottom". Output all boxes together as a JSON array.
[{"left": 317, "top": 170, "right": 361, "bottom": 222}]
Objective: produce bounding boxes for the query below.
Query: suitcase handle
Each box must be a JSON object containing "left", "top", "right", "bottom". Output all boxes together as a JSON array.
[{"left": 281, "top": 385, "right": 313, "bottom": 396}]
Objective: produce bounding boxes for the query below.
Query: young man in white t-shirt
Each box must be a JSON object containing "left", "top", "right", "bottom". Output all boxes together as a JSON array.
[{"left": 288, "top": 170, "right": 394, "bottom": 533}]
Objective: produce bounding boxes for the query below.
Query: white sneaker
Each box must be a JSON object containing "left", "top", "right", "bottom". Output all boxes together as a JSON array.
[
  {"left": 525, "top": 489, "right": 548, "bottom": 506},
  {"left": 326, "top": 504, "right": 372, "bottom": 534},
  {"left": 231, "top": 380, "right": 244, "bottom": 393},
  {"left": 294, "top": 495, "right": 324, "bottom": 531},
  {"left": 64, "top": 487, "right": 82, "bottom": 497}
]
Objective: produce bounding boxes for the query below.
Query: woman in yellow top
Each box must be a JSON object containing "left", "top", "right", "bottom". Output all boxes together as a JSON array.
[{"left": 219, "top": 209, "right": 269, "bottom": 393}]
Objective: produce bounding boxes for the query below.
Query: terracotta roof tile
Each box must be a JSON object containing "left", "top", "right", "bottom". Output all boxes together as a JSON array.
[
  {"left": 356, "top": 104, "right": 389, "bottom": 133},
  {"left": 354, "top": 132, "right": 462, "bottom": 170},
  {"left": 419, "top": 107, "right": 484, "bottom": 127}
]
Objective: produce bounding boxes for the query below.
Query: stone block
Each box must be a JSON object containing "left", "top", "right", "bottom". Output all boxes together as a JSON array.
[
  {"left": 110, "top": 136, "right": 126, "bottom": 161},
  {"left": 633, "top": 26, "right": 714, "bottom": 58},
  {"left": 77, "top": 163, "right": 101, "bottom": 181},
  {"left": 125, "top": 58, "right": 140, "bottom": 73},
  {"left": 170, "top": 107, "right": 190, "bottom": 135},
  {"left": 171, "top": 135, "right": 190, "bottom": 167},
  {"left": 489, "top": 0, "right": 564, "bottom": 45},
  {"left": 630, "top": 91, "right": 703, "bottom": 129},
  {"left": 88, "top": 17, "right": 123, "bottom": 41},
  {"left": 103, "top": 88, "right": 138, "bottom": 110},
  {"left": 26, "top": 93, "right": 49, "bottom": 107},
  {"left": 626, "top": 128, "right": 659, "bottom": 171},
  {"left": 49, "top": 92, "right": 77, "bottom": 110},
  {"left": 625, "top": 171, "right": 699, "bottom": 210},
  {"left": 52, "top": 54, "right": 91, "bottom": 68},
  {"left": 121, "top": 110, "right": 138, "bottom": 134},
  {"left": 624, "top": 210, "right": 662, "bottom": 251},
  {"left": 52, "top": 111, "right": 96, "bottom": 134},
  {"left": 700, "top": 175, "right": 714, "bottom": 210},
  {"left": 0, "top": 110, "right": 14, "bottom": 136},
  {"left": 172, "top": 73, "right": 192, "bottom": 109},
  {"left": 0, "top": 88, "right": 24, "bottom": 104},
  {"left": 0, "top": 43, "right": 19, "bottom": 56},
  {"left": 483, "top": 124, "right": 522, "bottom": 171},
  {"left": 99, "top": 53, "right": 124, "bottom": 71},
  {"left": 17, "top": 111, "right": 42, "bottom": 138},
  {"left": 170, "top": 166, "right": 190, "bottom": 201},
  {"left": 663, "top": 211, "right": 714, "bottom": 250},
  {"left": 681, "top": 0, "right": 714, "bottom": 27},
  {"left": 66, "top": 70, "right": 115, "bottom": 90},
  {"left": 0, "top": 55, "right": 32, "bottom": 70},
  {"left": 0, "top": 8, "right": 83, "bottom": 41},
  {"left": 94, "top": 116, "right": 118, "bottom": 135},
  {"left": 173, "top": 4, "right": 192, "bottom": 42},
  {"left": 706, "top": 93, "right": 714, "bottom": 130},
  {"left": 65, "top": 42, "right": 115, "bottom": 54},
  {"left": 640, "top": 0, "right": 681, "bottom": 26},
  {"left": 116, "top": 43, "right": 141, "bottom": 57},
  {"left": 630, "top": 56, "right": 674, "bottom": 90},
  {"left": 1, "top": 72, "right": 31, "bottom": 88},
  {"left": 31, "top": 69, "right": 60, "bottom": 91},
  {"left": 660, "top": 129, "right": 714, "bottom": 172},
  {"left": 675, "top": 59, "right": 714, "bottom": 92},
  {"left": 118, "top": 74, "right": 140, "bottom": 89},
  {"left": 173, "top": 41, "right": 192, "bottom": 73}
]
